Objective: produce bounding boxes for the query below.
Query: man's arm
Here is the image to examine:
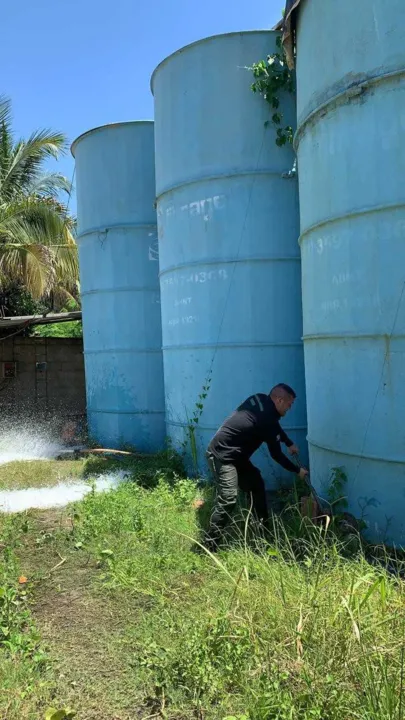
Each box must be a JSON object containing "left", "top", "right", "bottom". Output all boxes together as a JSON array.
[
  {"left": 278, "top": 426, "right": 299, "bottom": 456},
  {"left": 267, "top": 438, "right": 299, "bottom": 474},
  {"left": 278, "top": 427, "right": 293, "bottom": 447}
]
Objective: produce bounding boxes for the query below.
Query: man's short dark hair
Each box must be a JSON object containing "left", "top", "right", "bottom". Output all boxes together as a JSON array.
[{"left": 270, "top": 383, "right": 296, "bottom": 399}]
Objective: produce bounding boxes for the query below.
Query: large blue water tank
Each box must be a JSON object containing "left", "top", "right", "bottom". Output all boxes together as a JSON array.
[
  {"left": 72, "top": 122, "right": 165, "bottom": 451},
  {"left": 152, "top": 31, "right": 307, "bottom": 483},
  {"left": 295, "top": 0, "right": 405, "bottom": 543}
]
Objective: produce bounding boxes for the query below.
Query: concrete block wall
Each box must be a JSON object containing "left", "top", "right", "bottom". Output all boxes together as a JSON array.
[{"left": 0, "top": 337, "right": 86, "bottom": 419}]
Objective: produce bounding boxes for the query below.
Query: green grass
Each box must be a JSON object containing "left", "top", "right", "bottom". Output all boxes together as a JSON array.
[
  {"left": 0, "top": 514, "right": 55, "bottom": 719},
  {"left": 0, "top": 455, "right": 405, "bottom": 719},
  {"left": 0, "top": 459, "right": 87, "bottom": 490},
  {"left": 0, "top": 449, "right": 183, "bottom": 490}
]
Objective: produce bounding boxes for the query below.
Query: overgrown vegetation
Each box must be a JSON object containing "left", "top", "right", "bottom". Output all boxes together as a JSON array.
[
  {"left": 1, "top": 455, "right": 405, "bottom": 719},
  {"left": 182, "top": 372, "right": 212, "bottom": 477},
  {"left": 0, "top": 95, "right": 79, "bottom": 308},
  {"left": 247, "top": 35, "right": 295, "bottom": 146},
  {"left": 34, "top": 320, "right": 82, "bottom": 338},
  {"left": 34, "top": 301, "right": 83, "bottom": 338},
  {"left": 0, "top": 283, "right": 47, "bottom": 318},
  {"left": 0, "top": 515, "right": 54, "bottom": 718}
]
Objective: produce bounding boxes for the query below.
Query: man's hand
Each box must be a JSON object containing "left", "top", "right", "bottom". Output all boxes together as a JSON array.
[
  {"left": 288, "top": 444, "right": 299, "bottom": 456},
  {"left": 298, "top": 467, "right": 309, "bottom": 480}
]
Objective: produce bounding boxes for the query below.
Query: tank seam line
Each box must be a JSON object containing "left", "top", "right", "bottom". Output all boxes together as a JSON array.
[
  {"left": 294, "top": 67, "right": 405, "bottom": 149},
  {"left": 77, "top": 222, "right": 156, "bottom": 239},
  {"left": 84, "top": 348, "right": 161, "bottom": 354},
  {"left": 298, "top": 202, "right": 405, "bottom": 245},
  {"left": 88, "top": 409, "right": 165, "bottom": 415},
  {"left": 156, "top": 168, "right": 293, "bottom": 200},
  {"left": 162, "top": 342, "right": 303, "bottom": 350},
  {"left": 159, "top": 256, "right": 300, "bottom": 277},
  {"left": 303, "top": 333, "right": 405, "bottom": 341},
  {"left": 167, "top": 420, "right": 307, "bottom": 431},
  {"left": 81, "top": 287, "right": 158, "bottom": 296},
  {"left": 308, "top": 438, "right": 405, "bottom": 465}
]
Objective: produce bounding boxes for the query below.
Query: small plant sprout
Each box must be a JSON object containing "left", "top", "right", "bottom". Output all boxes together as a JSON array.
[{"left": 182, "top": 372, "right": 212, "bottom": 476}]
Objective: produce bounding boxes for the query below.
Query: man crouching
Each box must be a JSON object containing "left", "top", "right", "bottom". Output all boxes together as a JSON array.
[{"left": 202, "top": 383, "right": 308, "bottom": 551}]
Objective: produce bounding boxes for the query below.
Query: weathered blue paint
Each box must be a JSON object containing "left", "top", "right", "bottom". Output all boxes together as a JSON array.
[
  {"left": 71, "top": 122, "right": 165, "bottom": 451},
  {"left": 296, "top": 0, "right": 405, "bottom": 543},
  {"left": 152, "top": 31, "right": 307, "bottom": 483}
]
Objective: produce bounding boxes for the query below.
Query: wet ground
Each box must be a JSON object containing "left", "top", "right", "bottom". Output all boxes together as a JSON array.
[
  {"left": 0, "top": 472, "right": 127, "bottom": 513},
  {"left": 0, "top": 425, "right": 127, "bottom": 512}
]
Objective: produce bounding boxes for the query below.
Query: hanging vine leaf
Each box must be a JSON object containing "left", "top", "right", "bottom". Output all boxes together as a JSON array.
[{"left": 246, "top": 36, "right": 295, "bottom": 147}]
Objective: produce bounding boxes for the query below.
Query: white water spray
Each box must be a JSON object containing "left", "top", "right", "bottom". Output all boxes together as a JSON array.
[
  {"left": 0, "top": 419, "right": 75, "bottom": 466},
  {"left": 0, "top": 418, "right": 127, "bottom": 512},
  {"left": 0, "top": 471, "right": 128, "bottom": 513}
]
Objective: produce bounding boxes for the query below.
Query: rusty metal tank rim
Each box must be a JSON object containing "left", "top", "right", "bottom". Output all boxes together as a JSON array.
[
  {"left": 294, "top": 67, "right": 405, "bottom": 151},
  {"left": 71, "top": 120, "right": 154, "bottom": 157},
  {"left": 150, "top": 29, "right": 278, "bottom": 95}
]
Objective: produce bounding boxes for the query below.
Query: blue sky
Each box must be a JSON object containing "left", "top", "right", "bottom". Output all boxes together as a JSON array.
[{"left": 3, "top": 0, "right": 282, "bottom": 212}]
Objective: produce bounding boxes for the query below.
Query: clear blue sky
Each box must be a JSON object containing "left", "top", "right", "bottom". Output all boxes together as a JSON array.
[{"left": 3, "top": 0, "right": 282, "bottom": 212}]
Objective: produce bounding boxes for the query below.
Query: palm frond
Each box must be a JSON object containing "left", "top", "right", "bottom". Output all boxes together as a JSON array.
[
  {"left": 0, "top": 197, "right": 74, "bottom": 246},
  {"left": 48, "top": 284, "right": 78, "bottom": 312},
  {"left": 0, "top": 243, "right": 54, "bottom": 298},
  {"left": 53, "top": 243, "right": 79, "bottom": 285},
  {"left": 0, "top": 96, "right": 14, "bottom": 190},
  {"left": 1, "top": 129, "right": 68, "bottom": 199},
  {"left": 0, "top": 98, "right": 76, "bottom": 303},
  {"left": 0, "top": 95, "right": 12, "bottom": 129},
  {"left": 26, "top": 172, "right": 72, "bottom": 198}
]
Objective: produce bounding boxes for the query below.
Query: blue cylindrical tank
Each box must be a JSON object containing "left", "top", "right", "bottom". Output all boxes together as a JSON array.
[
  {"left": 295, "top": 0, "right": 405, "bottom": 543},
  {"left": 72, "top": 122, "right": 165, "bottom": 451},
  {"left": 152, "top": 31, "right": 307, "bottom": 482}
]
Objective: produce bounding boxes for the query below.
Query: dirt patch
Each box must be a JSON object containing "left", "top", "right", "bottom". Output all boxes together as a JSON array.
[{"left": 18, "top": 510, "right": 147, "bottom": 720}]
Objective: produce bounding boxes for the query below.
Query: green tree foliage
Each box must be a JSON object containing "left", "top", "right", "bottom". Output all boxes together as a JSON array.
[{"left": 0, "top": 96, "right": 79, "bottom": 304}]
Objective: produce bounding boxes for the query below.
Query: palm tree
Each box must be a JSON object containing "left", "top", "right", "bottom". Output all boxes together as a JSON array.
[{"left": 0, "top": 95, "right": 78, "bottom": 305}]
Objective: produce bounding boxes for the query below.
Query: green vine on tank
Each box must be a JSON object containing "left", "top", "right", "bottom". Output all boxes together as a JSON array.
[
  {"left": 247, "top": 36, "right": 295, "bottom": 147},
  {"left": 182, "top": 373, "right": 212, "bottom": 477}
]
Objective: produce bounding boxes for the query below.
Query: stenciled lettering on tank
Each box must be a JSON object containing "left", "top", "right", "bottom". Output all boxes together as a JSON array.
[
  {"left": 161, "top": 267, "right": 229, "bottom": 290},
  {"left": 332, "top": 271, "right": 357, "bottom": 286},
  {"left": 304, "top": 233, "right": 342, "bottom": 256},
  {"left": 168, "top": 315, "right": 199, "bottom": 327},
  {"left": 174, "top": 297, "right": 192, "bottom": 307},
  {"left": 148, "top": 232, "right": 159, "bottom": 262},
  {"left": 158, "top": 194, "right": 226, "bottom": 224},
  {"left": 320, "top": 293, "right": 381, "bottom": 314}
]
